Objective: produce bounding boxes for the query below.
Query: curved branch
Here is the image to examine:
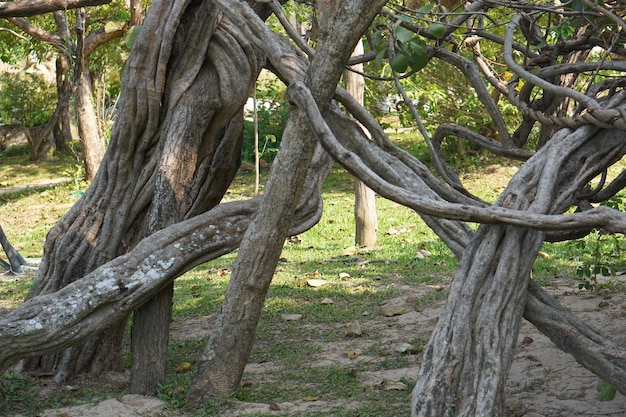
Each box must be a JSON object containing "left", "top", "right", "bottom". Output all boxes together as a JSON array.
[
  {"left": 525, "top": 280, "right": 626, "bottom": 394},
  {"left": 581, "top": 0, "right": 626, "bottom": 33},
  {"left": 504, "top": 14, "right": 600, "bottom": 111},
  {"left": 288, "top": 81, "right": 626, "bottom": 233},
  {"left": 433, "top": 47, "right": 513, "bottom": 146},
  {"left": 0, "top": 0, "right": 110, "bottom": 18},
  {"left": 431, "top": 124, "right": 534, "bottom": 161},
  {"left": 7, "top": 17, "right": 64, "bottom": 49},
  {"left": 0, "top": 144, "right": 332, "bottom": 373}
]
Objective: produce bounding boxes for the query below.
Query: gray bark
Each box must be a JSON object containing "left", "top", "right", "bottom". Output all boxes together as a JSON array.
[
  {"left": 186, "top": 0, "right": 388, "bottom": 400},
  {"left": 287, "top": 79, "right": 626, "bottom": 414},
  {"left": 75, "top": 68, "right": 105, "bottom": 181},
  {"left": 130, "top": 0, "right": 264, "bottom": 394}
]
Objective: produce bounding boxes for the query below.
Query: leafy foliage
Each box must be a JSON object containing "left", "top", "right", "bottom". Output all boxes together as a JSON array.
[
  {"left": 0, "top": 71, "right": 56, "bottom": 127},
  {"left": 242, "top": 78, "right": 289, "bottom": 164},
  {"left": 574, "top": 194, "right": 625, "bottom": 292}
]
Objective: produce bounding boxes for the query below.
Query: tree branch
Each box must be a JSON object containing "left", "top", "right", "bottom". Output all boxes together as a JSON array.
[
  {"left": 288, "top": 81, "right": 626, "bottom": 233},
  {"left": 0, "top": 0, "right": 111, "bottom": 18}
]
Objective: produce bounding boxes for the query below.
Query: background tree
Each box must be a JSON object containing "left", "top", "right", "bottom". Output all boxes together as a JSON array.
[
  {"left": 348, "top": 39, "right": 378, "bottom": 248},
  {"left": 0, "top": 0, "right": 142, "bottom": 177},
  {"left": 1, "top": 1, "right": 625, "bottom": 416}
]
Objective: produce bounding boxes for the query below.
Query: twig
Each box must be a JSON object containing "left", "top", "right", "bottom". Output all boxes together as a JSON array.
[{"left": 346, "top": 258, "right": 398, "bottom": 266}]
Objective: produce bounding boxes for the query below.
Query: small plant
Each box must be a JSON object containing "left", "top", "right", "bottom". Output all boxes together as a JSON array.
[
  {"left": 243, "top": 99, "right": 288, "bottom": 164},
  {"left": 575, "top": 194, "right": 625, "bottom": 292}
]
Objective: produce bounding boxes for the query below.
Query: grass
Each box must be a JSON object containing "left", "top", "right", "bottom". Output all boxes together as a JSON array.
[{"left": 1, "top": 142, "right": 625, "bottom": 416}]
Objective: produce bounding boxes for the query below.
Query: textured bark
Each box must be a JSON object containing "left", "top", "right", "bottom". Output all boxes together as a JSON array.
[
  {"left": 0, "top": 143, "right": 331, "bottom": 374},
  {"left": 25, "top": 124, "right": 54, "bottom": 162},
  {"left": 288, "top": 77, "right": 626, "bottom": 413},
  {"left": 186, "top": 0, "right": 388, "bottom": 400},
  {"left": 17, "top": 0, "right": 284, "bottom": 382},
  {"left": 130, "top": 0, "right": 263, "bottom": 394},
  {"left": 0, "top": 0, "right": 110, "bottom": 17},
  {"left": 525, "top": 280, "right": 626, "bottom": 394},
  {"left": 0, "top": 224, "right": 26, "bottom": 274},
  {"left": 410, "top": 123, "right": 626, "bottom": 416},
  {"left": 54, "top": 55, "right": 72, "bottom": 150},
  {"left": 75, "top": 68, "right": 105, "bottom": 181}
]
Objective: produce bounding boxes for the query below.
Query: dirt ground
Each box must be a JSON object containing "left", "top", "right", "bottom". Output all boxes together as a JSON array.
[{"left": 9, "top": 275, "right": 625, "bottom": 417}]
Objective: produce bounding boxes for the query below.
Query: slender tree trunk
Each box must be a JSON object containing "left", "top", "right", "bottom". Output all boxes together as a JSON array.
[
  {"left": 75, "top": 67, "right": 105, "bottom": 181},
  {"left": 187, "top": 0, "right": 387, "bottom": 400},
  {"left": 347, "top": 40, "right": 377, "bottom": 248},
  {"left": 54, "top": 44, "right": 72, "bottom": 151},
  {"left": 0, "top": 225, "right": 26, "bottom": 274}
]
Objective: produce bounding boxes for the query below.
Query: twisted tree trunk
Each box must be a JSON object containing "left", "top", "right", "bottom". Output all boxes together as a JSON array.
[
  {"left": 18, "top": 0, "right": 273, "bottom": 382},
  {"left": 411, "top": 122, "right": 626, "bottom": 416}
]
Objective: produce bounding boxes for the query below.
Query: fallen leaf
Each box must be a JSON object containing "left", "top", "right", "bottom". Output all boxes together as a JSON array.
[
  {"left": 174, "top": 362, "right": 191, "bottom": 373},
  {"left": 320, "top": 298, "right": 334, "bottom": 305},
  {"left": 380, "top": 300, "right": 411, "bottom": 317},
  {"left": 520, "top": 336, "right": 534, "bottom": 346},
  {"left": 381, "top": 378, "right": 407, "bottom": 391},
  {"left": 395, "top": 343, "right": 421, "bottom": 353},
  {"left": 339, "top": 272, "right": 351, "bottom": 279},
  {"left": 288, "top": 235, "right": 302, "bottom": 244},
  {"left": 341, "top": 246, "right": 358, "bottom": 256},
  {"left": 386, "top": 226, "right": 407, "bottom": 235},
  {"left": 281, "top": 313, "right": 303, "bottom": 321},
  {"left": 345, "top": 321, "right": 362, "bottom": 337},
  {"left": 306, "top": 279, "right": 327, "bottom": 287},
  {"left": 347, "top": 348, "right": 361, "bottom": 359},
  {"left": 302, "top": 396, "right": 319, "bottom": 402},
  {"left": 537, "top": 251, "right": 550, "bottom": 259},
  {"left": 269, "top": 402, "right": 281, "bottom": 410}
]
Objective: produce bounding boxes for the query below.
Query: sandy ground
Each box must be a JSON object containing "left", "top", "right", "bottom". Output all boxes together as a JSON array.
[{"left": 8, "top": 275, "right": 625, "bottom": 417}]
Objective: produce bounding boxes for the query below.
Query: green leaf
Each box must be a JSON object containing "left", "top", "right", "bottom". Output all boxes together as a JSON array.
[
  {"left": 409, "top": 37, "right": 427, "bottom": 54},
  {"left": 597, "top": 380, "right": 616, "bottom": 401},
  {"left": 429, "top": 23, "right": 446, "bottom": 39},
  {"left": 395, "top": 14, "right": 413, "bottom": 24},
  {"left": 373, "top": 30, "right": 386, "bottom": 52},
  {"left": 408, "top": 49, "right": 428, "bottom": 72},
  {"left": 395, "top": 27, "right": 413, "bottom": 44},
  {"left": 390, "top": 53, "right": 409, "bottom": 73},
  {"left": 571, "top": 0, "right": 587, "bottom": 11},
  {"left": 123, "top": 25, "right": 142, "bottom": 50},
  {"left": 375, "top": 48, "right": 387, "bottom": 68},
  {"left": 416, "top": 3, "right": 435, "bottom": 16}
]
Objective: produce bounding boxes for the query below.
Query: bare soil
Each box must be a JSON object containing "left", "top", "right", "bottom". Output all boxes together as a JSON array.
[{"left": 9, "top": 276, "right": 626, "bottom": 417}]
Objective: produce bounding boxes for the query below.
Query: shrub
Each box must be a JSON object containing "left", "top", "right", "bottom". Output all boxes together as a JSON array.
[{"left": 0, "top": 71, "right": 56, "bottom": 127}]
